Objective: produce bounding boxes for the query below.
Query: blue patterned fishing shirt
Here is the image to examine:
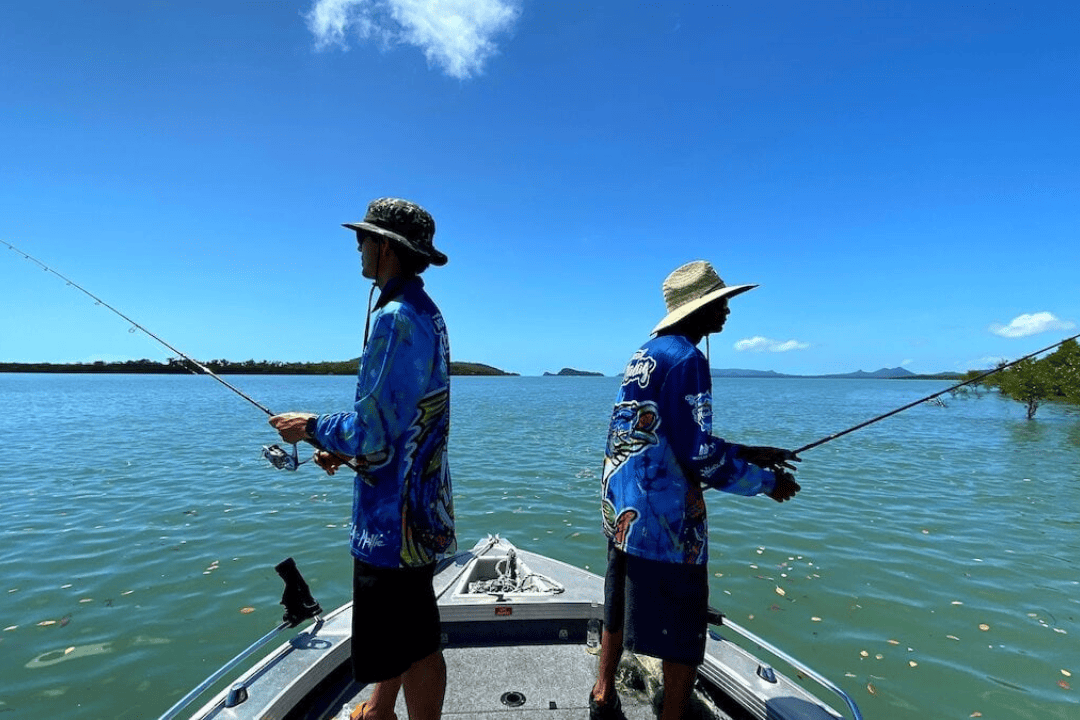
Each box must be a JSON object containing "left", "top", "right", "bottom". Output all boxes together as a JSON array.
[
  {"left": 310, "top": 276, "right": 456, "bottom": 568},
  {"left": 601, "top": 334, "right": 776, "bottom": 565}
]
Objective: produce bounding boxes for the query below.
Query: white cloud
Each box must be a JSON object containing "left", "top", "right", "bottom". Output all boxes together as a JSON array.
[
  {"left": 305, "top": 0, "right": 521, "bottom": 79},
  {"left": 967, "top": 355, "right": 1007, "bottom": 371},
  {"left": 989, "top": 312, "right": 1076, "bottom": 338},
  {"left": 733, "top": 336, "right": 810, "bottom": 353}
]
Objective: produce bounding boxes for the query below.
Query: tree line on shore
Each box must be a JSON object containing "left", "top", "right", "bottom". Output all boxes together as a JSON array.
[
  {"left": 0, "top": 358, "right": 515, "bottom": 376},
  {"left": 964, "top": 338, "right": 1080, "bottom": 419},
  {"left": 0, "top": 358, "right": 357, "bottom": 375},
  {"left": 7, "top": 341, "right": 1078, "bottom": 417}
]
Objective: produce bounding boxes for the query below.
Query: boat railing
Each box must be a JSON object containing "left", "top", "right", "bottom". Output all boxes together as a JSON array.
[
  {"left": 708, "top": 608, "right": 863, "bottom": 720},
  {"left": 157, "top": 619, "right": 296, "bottom": 720},
  {"left": 155, "top": 558, "right": 324, "bottom": 720}
]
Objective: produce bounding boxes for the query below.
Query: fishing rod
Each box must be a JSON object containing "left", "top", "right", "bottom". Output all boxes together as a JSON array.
[
  {"left": 791, "top": 331, "right": 1080, "bottom": 456},
  {"left": 2, "top": 239, "right": 357, "bottom": 472}
]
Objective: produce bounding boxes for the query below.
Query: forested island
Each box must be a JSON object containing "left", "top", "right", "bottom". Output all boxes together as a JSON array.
[
  {"left": 451, "top": 362, "right": 518, "bottom": 376},
  {"left": 0, "top": 358, "right": 517, "bottom": 376},
  {"left": 543, "top": 368, "right": 605, "bottom": 377}
]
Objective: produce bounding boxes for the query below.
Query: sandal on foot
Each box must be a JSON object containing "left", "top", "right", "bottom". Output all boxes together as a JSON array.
[
  {"left": 350, "top": 701, "right": 398, "bottom": 720},
  {"left": 589, "top": 692, "right": 623, "bottom": 720}
]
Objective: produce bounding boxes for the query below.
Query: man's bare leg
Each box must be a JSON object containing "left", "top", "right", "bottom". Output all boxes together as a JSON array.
[
  {"left": 590, "top": 627, "right": 624, "bottom": 705},
  {"left": 352, "top": 649, "right": 446, "bottom": 720},
  {"left": 352, "top": 676, "right": 403, "bottom": 720},
  {"left": 402, "top": 650, "right": 447, "bottom": 720},
  {"left": 660, "top": 660, "right": 695, "bottom": 720}
]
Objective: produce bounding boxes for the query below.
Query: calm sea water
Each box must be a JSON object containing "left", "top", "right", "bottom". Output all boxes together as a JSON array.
[{"left": 1, "top": 373, "right": 1078, "bottom": 719}]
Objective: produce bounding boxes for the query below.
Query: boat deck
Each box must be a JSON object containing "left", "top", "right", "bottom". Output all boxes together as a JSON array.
[
  {"left": 337, "top": 643, "right": 747, "bottom": 720},
  {"left": 183, "top": 538, "right": 850, "bottom": 720}
]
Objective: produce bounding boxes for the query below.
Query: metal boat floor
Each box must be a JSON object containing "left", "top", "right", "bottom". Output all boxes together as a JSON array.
[{"left": 335, "top": 644, "right": 730, "bottom": 720}]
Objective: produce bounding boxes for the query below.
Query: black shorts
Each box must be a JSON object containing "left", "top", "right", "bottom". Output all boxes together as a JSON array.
[
  {"left": 603, "top": 543, "right": 709, "bottom": 666},
  {"left": 351, "top": 558, "right": 441, "bottom": 683}
]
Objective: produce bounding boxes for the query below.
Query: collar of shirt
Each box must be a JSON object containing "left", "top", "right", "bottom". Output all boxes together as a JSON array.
[{"left": 374, "top": 275, "right": 423, "bottom": 310}]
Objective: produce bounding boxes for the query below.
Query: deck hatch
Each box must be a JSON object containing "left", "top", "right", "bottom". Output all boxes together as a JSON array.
[{"left": 500, "top": 691, "right": 527, "bottom": 707}]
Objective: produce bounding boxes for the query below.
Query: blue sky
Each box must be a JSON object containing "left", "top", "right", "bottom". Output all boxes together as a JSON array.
[{"left": 2, "top": 1, "right": 1077, "bottom": 377}]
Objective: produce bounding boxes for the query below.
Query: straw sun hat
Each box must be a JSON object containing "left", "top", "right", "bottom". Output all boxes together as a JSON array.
[{"left": 651, "top": 260, "right": 757, "bottom": 334}]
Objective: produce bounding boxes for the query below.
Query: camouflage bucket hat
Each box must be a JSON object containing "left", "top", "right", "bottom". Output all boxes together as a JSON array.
[{"left": 342, "top": 197, "right": 448, "bottom": 266}]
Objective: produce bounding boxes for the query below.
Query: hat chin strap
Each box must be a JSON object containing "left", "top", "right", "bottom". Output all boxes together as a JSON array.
[{"left": 362, "top": 247, "right": 383, "bottom": 349}]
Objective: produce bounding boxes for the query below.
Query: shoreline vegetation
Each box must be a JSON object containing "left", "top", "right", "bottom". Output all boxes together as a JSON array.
[
  {"left": 7, "top": 346, "right": 1076, "bottom": 417},
  {"left": 961, "top": 337, "right": 1080, "bottom": 418},
  {"left": 0, "top": 359, "right": 519, "bottom": 376}
]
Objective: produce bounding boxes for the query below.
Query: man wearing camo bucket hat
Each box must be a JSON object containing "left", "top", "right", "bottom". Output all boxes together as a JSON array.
[
  {"left": 270, "top": 197, "right": 454, "bottom": 720},
  {"left": 590, "top": 260, "right": 802, "bottom": 720}
]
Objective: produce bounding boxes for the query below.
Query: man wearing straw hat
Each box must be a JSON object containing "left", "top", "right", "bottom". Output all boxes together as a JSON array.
[
  {"left": 270, "top": 197, "right": 455, "bottom": 720},
  {"left": 590, "top": 260, "right": 801, "bottom": 720}
]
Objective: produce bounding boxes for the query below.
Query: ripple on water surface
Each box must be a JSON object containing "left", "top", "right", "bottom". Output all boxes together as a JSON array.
[{"left": 2, "top": 374, "right": 1077, "bottom": 720}]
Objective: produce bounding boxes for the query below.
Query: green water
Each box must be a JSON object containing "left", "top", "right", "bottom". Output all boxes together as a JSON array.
[{"left": 1, "top": 373, "right": 1077, "bottom": 718}]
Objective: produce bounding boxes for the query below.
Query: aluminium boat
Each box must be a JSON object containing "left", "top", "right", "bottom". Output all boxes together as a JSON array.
[{"left": 159, "top": 535, "right": 861, "bottom": 720}]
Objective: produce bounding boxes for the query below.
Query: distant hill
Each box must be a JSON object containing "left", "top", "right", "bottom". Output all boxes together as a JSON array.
[
  {"left": 451, "top": 362, "right": 518, "bottom": 376},
  {"left": 543, "top": 368, "right": 604, "bottom": 377},
  {"left": 821, "top": 367, "right": 917, "bottom": 379},
  {"left": 0, "top": 359, "right": 957, "bottom": 380},
  {"left": 712, "top": 367, "right": 961, "bottom": 380},
  {"left": 339, "top": 360, "right": 520, "bottom": 377},
  {"left": 710, "top": 368, "right": 791, "bottom": 378}
]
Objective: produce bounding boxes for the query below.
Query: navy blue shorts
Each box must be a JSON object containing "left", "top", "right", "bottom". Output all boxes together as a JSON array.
[
  {"left": 351, "top": 558, "right": 441, "bottom": 683},
  {"left": 603, "top": 543, "right": 709, "bottom": 666}
]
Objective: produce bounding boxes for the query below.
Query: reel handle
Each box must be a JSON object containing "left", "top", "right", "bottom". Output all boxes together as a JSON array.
[{"left": 304, "top": 436, "right": 362, "bottom": 473}]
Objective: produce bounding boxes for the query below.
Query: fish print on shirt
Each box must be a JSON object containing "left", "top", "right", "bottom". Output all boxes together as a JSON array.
[{"left": 601, "top": 399, "right": 660, "bottom": 544}]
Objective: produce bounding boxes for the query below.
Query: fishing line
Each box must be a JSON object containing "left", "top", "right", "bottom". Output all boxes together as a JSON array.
[
  {"left": 791, "top": 332, "right": 1080, "bottom": 455},
  {"left": 4, "top": 240, "right": 274, "bottom": 414},
  {"left": 3, "top": 239, "right": 358, "bottom": 472}
]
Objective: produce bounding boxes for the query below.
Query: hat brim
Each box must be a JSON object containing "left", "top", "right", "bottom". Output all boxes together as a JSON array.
[
  {"left": 342, "top": 222, "right": 448, "bottom": 266},
  {"left": 651, "top": 283, "right": 757, "bottom": 335}
]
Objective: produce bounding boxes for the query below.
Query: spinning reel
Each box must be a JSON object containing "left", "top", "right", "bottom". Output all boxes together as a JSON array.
[{"left": 262, "top": 443, "right": 304, "bottom": 471}]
